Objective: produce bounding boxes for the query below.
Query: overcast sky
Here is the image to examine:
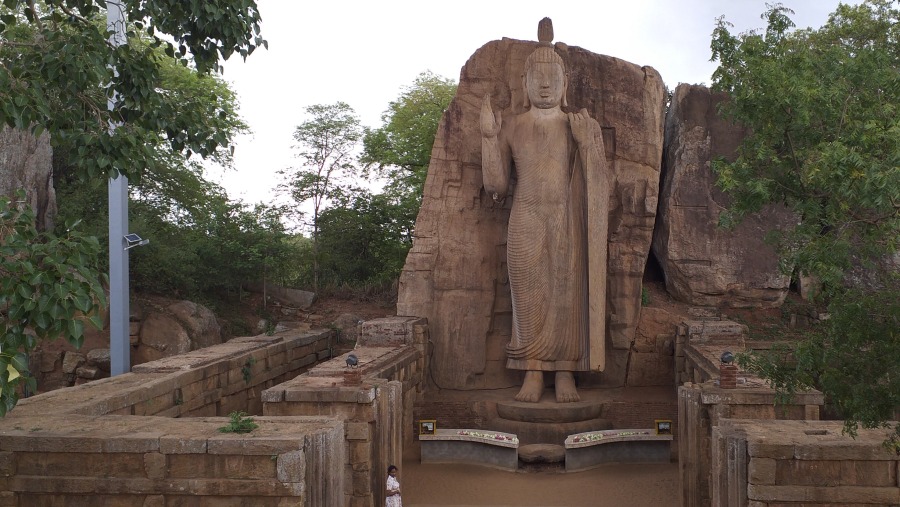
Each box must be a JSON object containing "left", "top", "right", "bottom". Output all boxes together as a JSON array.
[{"left": 212, "top": 0, "right": 857, "bottom": 206}]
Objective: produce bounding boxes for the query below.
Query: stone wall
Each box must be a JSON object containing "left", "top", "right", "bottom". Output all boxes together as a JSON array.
[
  {"left": 34, "top": 297, "right": 225, "bottom": 391},
  {"left": 263, "top": 317, "right": 426, "bottom": 507},
  {"left": 678, "top": 382, "right": 825, "bottom": 507},
  {"left": 713, "top": 420, "right": 900, "bottom": 506},
  {"left": 0, "top": 330, "right": 342, "bottom": 506}
]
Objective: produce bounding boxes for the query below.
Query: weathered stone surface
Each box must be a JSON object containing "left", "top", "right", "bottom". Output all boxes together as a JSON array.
[
  {"left": 397, "top": 29, "right": 665, "bottom": 389},
  {"left": 135, "top": 312, "right": 192, "bottom": 364},
  {"left": 86, "top": 349, "right": 111, "bottom": 372},
  {"left": 518, "top": 443, "right": 565, "bottom": 463},
  {"left": 134, "top": 300, "right": 223, "bottom": 365},
  {"left": 63, "top": 351, "right": 85, "bottom": 373},
  {"left": 333, "top": 313, "right": 363, "bottom": 344},
  {"left": 166, "top": 300, "right": 221, "bottom": 350},
  {"left": 39, "top": 351, "right": 62, "bottom": 373},
  {"left": 75, "top": 365, "right": 100, "bottom": 379},
  {"left": 653, "top": 84, "right": 795, "bottom": 308},
  {"left": 247, "top": 283, "right": 316, "bottom": 310},
  {"left": 0, "top": 126, "right": 56, "bottom": 231}
]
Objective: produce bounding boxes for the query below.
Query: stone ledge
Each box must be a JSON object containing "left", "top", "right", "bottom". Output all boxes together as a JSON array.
[
  {"left": 565, "top": 430, "right": 673, "bottom": 471},
  {"left": 420, "top": 430, "right": 519, "bottom": 471},
  {"left": 419, "top": 428, "right": 518, "bottom": 449},
  {"left": 746, "top": 484, "right": 900, "bottom": 504},
  {"left": 565, "top": 429, "right": 673, "bottom": 449}
]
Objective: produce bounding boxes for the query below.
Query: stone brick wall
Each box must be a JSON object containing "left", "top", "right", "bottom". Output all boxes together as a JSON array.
[
  {"left": 264, "top": 317, "right": 427, "bottom": 507},
  {"left": 678, "top": 383, "right": 826, "bottom": 507},
  {"left": 413, "top": 401, "right": 485, "bottom": 434},
  {"left": 713, "top": 420, "right": 900, "bottom": 506},
  {"left": 0, "top": 329, "right": 342, "bottom": 506}
]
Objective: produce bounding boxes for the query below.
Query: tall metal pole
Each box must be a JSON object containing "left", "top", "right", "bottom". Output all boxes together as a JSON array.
[{"left": 107, "top": 1, "right": 129, "bottom": 376}]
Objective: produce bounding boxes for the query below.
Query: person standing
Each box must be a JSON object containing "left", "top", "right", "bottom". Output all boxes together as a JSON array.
[{"left": 385, "top": 464, "right": 401, "bottom": 507}]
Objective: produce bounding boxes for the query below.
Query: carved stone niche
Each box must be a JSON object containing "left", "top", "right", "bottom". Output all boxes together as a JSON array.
[{"left": 397, "top": 21, "right": 666, "bottom": 390}]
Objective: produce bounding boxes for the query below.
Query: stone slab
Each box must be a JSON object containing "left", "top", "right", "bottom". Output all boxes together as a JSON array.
[
  {"left": 496, "top": 399, "right": 603, "bottom": 423},
  {"left": 565, "top": 438, "right": 672, "bottom": 471},
  {"left": 420, "top": 439, "right": 518, "bottom": 471}
]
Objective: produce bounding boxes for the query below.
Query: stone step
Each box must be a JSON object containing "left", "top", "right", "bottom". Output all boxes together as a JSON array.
[
  {"left": 495, "top": 398, "right": 604, "bottom": 423},
  {"left": 518, "top": 443, "right": 565, "bottom": 464},
  {"left": 487, "top": 416, "right": 613, "bottom": 446}
]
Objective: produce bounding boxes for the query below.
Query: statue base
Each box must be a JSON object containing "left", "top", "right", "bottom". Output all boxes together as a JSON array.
[{"left": 488, "top": 392, "right": 612, "bottom": 446}]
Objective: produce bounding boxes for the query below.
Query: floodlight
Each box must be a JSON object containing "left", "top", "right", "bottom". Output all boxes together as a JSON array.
[{"left": 124, "top": 233, "right": 149, "bottom": 250}]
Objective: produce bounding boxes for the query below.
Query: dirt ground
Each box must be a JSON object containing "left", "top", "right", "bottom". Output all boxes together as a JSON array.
[{"left": 399, "top": 451, "right": 678, "bottom": 507}]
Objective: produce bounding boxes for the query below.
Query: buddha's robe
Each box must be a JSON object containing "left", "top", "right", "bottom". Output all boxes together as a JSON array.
[{"left": 483, "top": 110, "right": 608, "bottom": 371}]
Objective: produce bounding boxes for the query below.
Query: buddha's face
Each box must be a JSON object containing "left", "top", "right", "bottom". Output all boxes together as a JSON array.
[{"left": 526, "top": 61, "right": 565, "bottom": 109}]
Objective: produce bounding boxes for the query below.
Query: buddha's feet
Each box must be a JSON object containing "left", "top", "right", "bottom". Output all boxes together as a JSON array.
[
  {"left": 514, "top": 370, "right": 544, "bottom": 402},
  {"left": 555, "top": 371, "right": 580, "bottom": 403}
]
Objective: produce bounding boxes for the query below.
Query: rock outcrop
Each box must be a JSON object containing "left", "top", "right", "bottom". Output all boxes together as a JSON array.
[
  {"left": 653, "top": 84, "right": 794, "bottom": 308},
  {"left": 397, "top": 34, "right": 665, "bottom": 389},
  {"left": 133, "top": 299, "right": 222, "bottom": 364}
]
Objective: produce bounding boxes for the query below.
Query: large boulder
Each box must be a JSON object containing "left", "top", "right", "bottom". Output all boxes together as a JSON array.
[
  {"left": 133, "top": 299, "right": 222, "bottom": 365},
  {"left": 652, "top": 84, "right": 794, "bottom": 308},
  {"left": 397, "top": 28, "right": 665, "bottom": 389},
  {"left": 0, "top": 126, "right": 56, "bottom": 231}
]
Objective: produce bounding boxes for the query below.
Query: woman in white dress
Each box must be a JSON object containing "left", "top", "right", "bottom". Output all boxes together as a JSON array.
[{"left": 385, "top": 464, "right": 401, "bottom": 507}]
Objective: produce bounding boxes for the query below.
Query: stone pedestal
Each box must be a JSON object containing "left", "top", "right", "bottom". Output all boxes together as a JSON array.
[{"left": 488, "top": 395, "right": 612, "bottom": 446}]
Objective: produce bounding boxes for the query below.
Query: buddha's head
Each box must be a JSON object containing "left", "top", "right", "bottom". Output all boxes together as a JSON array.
[{"left": 523, "top": 45, "right": 567, "bottom": 110}]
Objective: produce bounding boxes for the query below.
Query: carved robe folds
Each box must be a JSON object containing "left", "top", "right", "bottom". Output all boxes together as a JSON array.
[{"left": 483, "top": 111, "right": 609, "bottom": 372}]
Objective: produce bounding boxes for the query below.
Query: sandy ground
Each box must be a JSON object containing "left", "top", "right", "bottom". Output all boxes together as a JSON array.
[{"left": 399, "top": 458, "right": 679, "bottom": 507}]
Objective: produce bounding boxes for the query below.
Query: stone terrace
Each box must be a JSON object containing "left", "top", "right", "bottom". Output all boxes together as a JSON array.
[{"left": 0, "top": 322, "right": 415, "bottom": 506}]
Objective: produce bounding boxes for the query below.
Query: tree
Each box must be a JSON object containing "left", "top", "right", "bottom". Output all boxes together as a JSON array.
[
  {"left": 0, "top": 0, "right": 264, "bottom": 181},
  {"left": 361, "top": 71, "right": 456, "bottom": 227},
  {"left": 316, "top": 188, "right": 415, "bottom": 287},
  {"left": 0, "top": 0, "right": 265, "bottom": 415},
  {"left": 279, "top": 102, "right": 362, "bottom": 291},
  {"left": 710, "top": 1, "right": 899, "bottom": 451},
  {"left": 0, "top": 194, "right": 106, "bottom": 416}
]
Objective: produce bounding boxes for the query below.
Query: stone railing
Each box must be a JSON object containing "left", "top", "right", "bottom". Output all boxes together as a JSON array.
[{"left": 564, "top": 429, "right": 673, "bottom": 471}]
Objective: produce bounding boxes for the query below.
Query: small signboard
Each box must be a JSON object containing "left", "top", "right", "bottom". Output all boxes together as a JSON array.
[
  {"left": 655, "top": 419, "right": 673, "bottom": 435},
  {"left": 418, "top": 419, "right": 436, "bottom": 435}
]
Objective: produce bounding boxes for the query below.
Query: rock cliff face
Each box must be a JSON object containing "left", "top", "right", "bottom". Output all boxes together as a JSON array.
[
  {"left": 0, "top": 126, "right": 56, "bottom": 231},
  {"left": 652, "top": 84, "right": 794, "bottom": 308},
  {"left": 397, "top": 36, "right": 666, "bottom": 389}
]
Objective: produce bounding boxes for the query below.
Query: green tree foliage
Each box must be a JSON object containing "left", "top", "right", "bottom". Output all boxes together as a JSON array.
[
  {"left": 0, "top": 0, "right": 264, "bottom": 181},
  {"left": 0, "top": 194, "right": 106, "bottom": 416},
  {"left": 0, "top": 0, "right": 272, "bottom": 414},
  {"left": 362, "top": 71, "right": 457, "bottom": 195},
  {"left": 711, "top": 1, "right": 900, "bottom": 451},
  {"left": 711, "top": 1, "right": 899, "bottom": 287},
  {"left": 279, "top": 102, "right": 362, "bottom": 291},
  {"left": 316, "top": 189, "right": 416, "bottom": 287}
]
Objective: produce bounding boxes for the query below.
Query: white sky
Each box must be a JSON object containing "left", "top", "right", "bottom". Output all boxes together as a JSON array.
[{"left": 211, "top": 0, "right": 856, "bottom": 206}]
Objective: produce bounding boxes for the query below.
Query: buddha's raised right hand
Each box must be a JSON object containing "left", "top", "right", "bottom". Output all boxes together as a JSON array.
[{"left": 480, "top": 94, "right": 502, "bottom": 138}]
